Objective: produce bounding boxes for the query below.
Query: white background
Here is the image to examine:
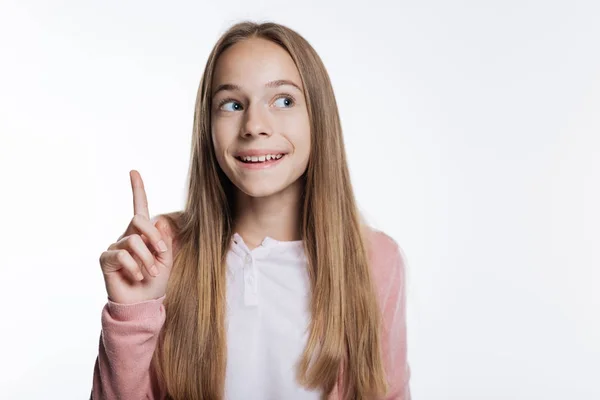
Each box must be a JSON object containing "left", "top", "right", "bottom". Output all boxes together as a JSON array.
[{"left": 1, "top": 1, "right": 598, "bottom": 399}]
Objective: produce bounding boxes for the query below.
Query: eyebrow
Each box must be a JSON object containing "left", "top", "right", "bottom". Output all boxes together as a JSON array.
[{"left": 212, "top": 79, "right": 303, "bottom": 98}]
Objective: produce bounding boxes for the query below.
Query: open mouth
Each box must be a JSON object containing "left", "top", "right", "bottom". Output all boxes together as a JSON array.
[
  {"left": 234, "top": 153, "right": 286, "bottom": 164},
  {"left": 233, "top": 153, "right": 288, "bottom": 170}
]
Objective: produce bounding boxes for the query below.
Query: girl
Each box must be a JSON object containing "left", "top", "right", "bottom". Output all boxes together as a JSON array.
[{"left": 92, "top": 21, "right": 410, "bottom": 400}]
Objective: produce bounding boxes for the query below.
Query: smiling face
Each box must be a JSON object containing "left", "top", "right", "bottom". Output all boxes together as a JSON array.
[{"left": 210, "top": 37, "right": 311, "bottom": 199}]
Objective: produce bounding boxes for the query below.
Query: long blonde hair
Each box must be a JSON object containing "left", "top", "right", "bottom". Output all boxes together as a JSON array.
[{"left": 152, "top": 21, "right": 388, "bottom": 400}]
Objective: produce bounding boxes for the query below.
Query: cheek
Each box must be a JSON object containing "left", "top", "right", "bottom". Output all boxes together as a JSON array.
[
  {"left": 281, "top": 113, "right": 311, "bottom": 151},
  {"left": 211, "top": 119, "right": 238, "bottom": 156},
  {"left": 290, "top": 123, "right": 311, "bottom": 159}
]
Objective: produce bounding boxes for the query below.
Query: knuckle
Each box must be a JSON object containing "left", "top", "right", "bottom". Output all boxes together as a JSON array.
[
  {"left": 126, "top": 234, "right": 141, "bottom": 247},
  {"left": 116, "top": 249, "right": 130, "bottom": 264}
]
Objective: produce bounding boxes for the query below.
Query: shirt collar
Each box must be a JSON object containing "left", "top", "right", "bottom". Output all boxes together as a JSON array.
[{"left": 230, "top": 232, "right": 305, "bottom": 260}]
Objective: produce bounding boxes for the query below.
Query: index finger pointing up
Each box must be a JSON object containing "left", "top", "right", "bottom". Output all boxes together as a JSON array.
[{"left": 130, "top": 170, "right": 150, "bottom": 219}]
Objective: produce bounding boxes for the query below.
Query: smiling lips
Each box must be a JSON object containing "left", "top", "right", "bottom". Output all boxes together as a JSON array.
[
  {"left": 234, "top": 150, "right": 288, "bottom": 169},
  {"left": 237, "top": 153, "right": 284, "bottom": 163},
  {"left": 234, "top": 149, "right": 288, "bottom": 162}
]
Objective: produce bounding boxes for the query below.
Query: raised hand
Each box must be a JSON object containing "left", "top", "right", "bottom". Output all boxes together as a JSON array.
[{"left": 99, "top": 170, "right": 175, "bottom": 304}]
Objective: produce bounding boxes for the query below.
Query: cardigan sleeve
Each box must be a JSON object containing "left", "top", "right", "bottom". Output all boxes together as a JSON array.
[
  {"left": 91, "top": 295, "right": 167, "bottom": 400},
  {"left": 373, "top": 232, "right": 412, "bottom": 400}
]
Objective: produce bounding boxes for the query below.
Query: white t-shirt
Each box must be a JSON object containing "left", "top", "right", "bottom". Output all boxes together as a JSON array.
[{"left": 224, "top": 233, "right": 320, "bottom": 400}]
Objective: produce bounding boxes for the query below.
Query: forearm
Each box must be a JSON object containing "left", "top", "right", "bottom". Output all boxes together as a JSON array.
[{"left": 91, "top": 295, "right": 167, "bottom": 400}]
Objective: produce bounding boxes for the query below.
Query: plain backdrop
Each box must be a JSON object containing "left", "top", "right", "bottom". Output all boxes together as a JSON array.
[{"left": 0, "top": 1, "right": 598, "bottom": 399}]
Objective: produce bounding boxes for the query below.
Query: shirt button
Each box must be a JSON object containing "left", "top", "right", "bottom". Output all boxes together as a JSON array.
[
  {"left": 245, "top": 254, "right": 252, "bottom": 264},
  {"left": 247, "top": 275, "right": 254, "bottom": 285}
]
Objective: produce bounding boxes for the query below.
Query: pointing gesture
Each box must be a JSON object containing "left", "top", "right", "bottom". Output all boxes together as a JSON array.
[
  {"left": 132, "top": 169, "right": 150, "bottom": 218},
  {"left": 99, "top": 170, "right": 175, "bottom": 304}
]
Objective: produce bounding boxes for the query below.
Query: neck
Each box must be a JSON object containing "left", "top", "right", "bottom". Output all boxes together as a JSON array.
[{"left": 232, "top": 179, "right": 303, "bottom": 249}]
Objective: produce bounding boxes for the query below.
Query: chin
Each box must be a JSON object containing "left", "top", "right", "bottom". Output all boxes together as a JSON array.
[{"left": 236, "top": 182, "right": 286, "bottom": 198}]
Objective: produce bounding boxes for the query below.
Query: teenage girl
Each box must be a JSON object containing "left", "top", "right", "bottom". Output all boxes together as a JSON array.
[{"left": 91, "top": 21, "right": 410, "bottom": 400}]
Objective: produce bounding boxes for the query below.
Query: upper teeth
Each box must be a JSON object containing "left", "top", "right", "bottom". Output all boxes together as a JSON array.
[{"left": 240, "top": 154, "right": 284, "bottom": 162}]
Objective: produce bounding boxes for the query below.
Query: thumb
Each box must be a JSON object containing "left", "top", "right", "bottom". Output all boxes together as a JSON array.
[
  {"left": 154, "top": 219, "right": 176, "bottom": 268},
  {"left": 155, "top": 219, "right": 173, "bottom": 248}
]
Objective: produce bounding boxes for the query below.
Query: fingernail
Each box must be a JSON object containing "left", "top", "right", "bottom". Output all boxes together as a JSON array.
[
  {"left": 137, "top": 272, "right": 144, "bottom": 281},
  {"left": 157, "top": 240, "right": 168, "bottom": 253},
  {"left": 150, "top": 265, "right": 159, "bottom": 276}
]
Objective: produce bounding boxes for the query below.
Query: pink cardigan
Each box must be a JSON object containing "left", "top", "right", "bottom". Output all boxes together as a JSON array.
[{"left": 91, "top": 229, "right": 410, "bottom": 399}]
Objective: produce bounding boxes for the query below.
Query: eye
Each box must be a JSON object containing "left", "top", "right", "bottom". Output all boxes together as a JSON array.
[
  {"left": 218, "top": 99, "right": 244, "bottom": 112},
  {"left": 273, "top": 95, "right": 295, "bottom": 108}
]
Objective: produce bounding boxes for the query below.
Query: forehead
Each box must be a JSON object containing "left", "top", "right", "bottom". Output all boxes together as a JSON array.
[{"left": 212, "top": 38, "right": 302, "bottom": 90}]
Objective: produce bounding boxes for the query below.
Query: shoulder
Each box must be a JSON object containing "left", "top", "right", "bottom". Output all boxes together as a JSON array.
[
  {"left": 363, "top": 226, "right": 406, "bottom": 271},
  {"left": 362, "top": 226, "right": 407, "bottom": 300}
]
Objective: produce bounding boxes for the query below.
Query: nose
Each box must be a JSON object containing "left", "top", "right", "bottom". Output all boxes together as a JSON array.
[{"left": 240, "top": 102, "right": 272, "bottom": 138}]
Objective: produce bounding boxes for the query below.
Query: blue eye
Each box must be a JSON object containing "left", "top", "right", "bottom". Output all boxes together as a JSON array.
[
  {"left": 273, "top": 96, "right": 295, "bottom": 108},
  {"left": 219, "top": 100, "right": 243, "bottom": 111}
]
